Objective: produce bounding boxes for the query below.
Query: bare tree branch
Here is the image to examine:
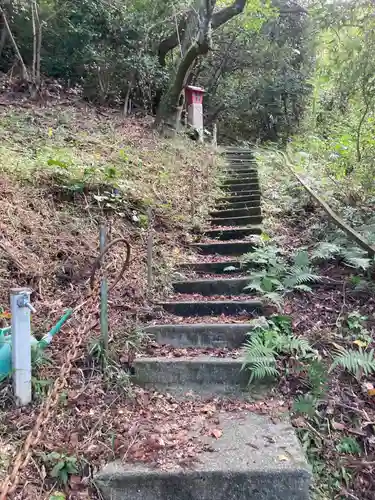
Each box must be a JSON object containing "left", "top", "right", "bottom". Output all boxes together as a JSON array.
[
  {"left": 158, "top": 15, "right": 188, "bottom": 66},
  {"left": 158, "top": 0, "right": 247, "bottom": 66}
]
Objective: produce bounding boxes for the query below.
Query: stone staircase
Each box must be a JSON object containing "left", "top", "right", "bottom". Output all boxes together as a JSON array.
[{"left": 96, "top": 149, "right": 311, "bottom": 499}]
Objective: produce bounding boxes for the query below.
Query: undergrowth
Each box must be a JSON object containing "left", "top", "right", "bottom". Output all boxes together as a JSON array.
[
  {"left": 0, "top": 106, "right": 221, "bottom": 228},
  {"left": 249, "top": 149, "right": 375, "bottom": 499},
  {"left": 0, "top": 102, "right": 222, "bottom": 490}
]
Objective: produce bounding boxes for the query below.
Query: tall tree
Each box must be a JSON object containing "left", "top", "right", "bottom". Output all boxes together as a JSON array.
[{"left": 154, "top": 0, "right": 250, "bottom": 132}]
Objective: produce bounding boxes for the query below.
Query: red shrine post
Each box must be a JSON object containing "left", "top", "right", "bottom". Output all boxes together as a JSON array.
[{"left": 185, "top": 85, "right": 205, "bottom": 142}]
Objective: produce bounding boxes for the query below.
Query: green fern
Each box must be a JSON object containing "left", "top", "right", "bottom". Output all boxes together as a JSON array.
[
  {"left": 293, "top": 250, "right": 310, "bottom": 268},
  {"left": 330, "top": 348, "right": 375, "bottom": 379},
  {"left": 336, "top": 436, "right": 361, "bottom": 455},
  {"left": 306, "top": 360, "right": 329, "bottom": 397},
  {"left": 311, "top": 242, "right": 342, "bottom": 261},
  {"left": 243, "top": 316, "right": 316, "bottom": 383},
  {"left": 241, "top": 244, "right": 284, "bottom": 268},
  {"left": 245, "top": 268, "right": 284, "bottom": 294},
  {"left": 272, "top": 314, "right": 293, "bottom": 333},
  {"left": 284, "top": 268, "right": 324, "bottom": 289},
  {"left": 249, "top": 362, "right": 279, "bottom": 382},
  {"left": 293, "top": 394, "right": 318, "bottom": 417},
  {"left": 341, "top": 254, "right": 370, "bottom": 270},
  {"left": 281, "top": 336, "right": 314, "bottom": 357},
  {"left": 242, "top": 335, "right": 278, "bottom": 382},
  {"left": 262, "top": 292, "right": 284, "bottom": 308},
  {"left": 311, "top": 241, "right": 372, "bottom": 270},
  {"left": 244, "top": 280, "right": 266, "bottom": 294},
  {"left": 243, "top": 244, "right": 323, "bottom": 299}
]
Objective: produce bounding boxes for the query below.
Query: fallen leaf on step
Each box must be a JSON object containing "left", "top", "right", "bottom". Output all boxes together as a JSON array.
[
  {"left": 201, "top": 404, "right": 216, "bottom": 415},
  {"left": 128, "top": 422, "right": 139, "bottom": 437},
  {"left": 291, "top": 416, "right": 306, "bottom": 428},
  {"left": 278, "top": 455, "right": 289, "bottom": 462},
  {"left": 353, "top": 339, "right": 368, "bottom": 348},
  {"left": 147, "top": 435, "right": 165, "bottom": 450},
  {"left": 69, "top": 475, "right": 82, "bottom": 488},
  {"left": 332, "top": 421, "right": 346, "bottom": 431},
  {"left": 364, "top": 382, "right": 375, "bottom": 396},
  {"left": 209, "top": 428, "right": 222, "bottom": 439}
]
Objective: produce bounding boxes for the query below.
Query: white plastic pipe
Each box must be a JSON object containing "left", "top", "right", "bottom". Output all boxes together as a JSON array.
[{"left": 11, "top": 288, "right": 32, "bottom": 406}]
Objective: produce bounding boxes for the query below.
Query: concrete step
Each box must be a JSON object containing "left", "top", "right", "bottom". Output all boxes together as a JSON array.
[
  {"left": 204, "top": 226, "right": 262, "bottom": 240},
  {"left": 227, "top": 158, "right": 254, "bottom": 162},
  {"left": 133, "top": 356, "right": 251, "bottom": 394},
  {"left": 225, "top": 175, "right": 258, "bottom": 183},
  {"left": 217, "top": 193, "right": 260, "bottom": 204},
  {"left": 225, "top": 164, "right": 257, "bottom": 170},
  {"left": 210, "top": 215, "right": 262, "bottom": 227},
  {"left": 210, "top": 207, "right": 261, "bottom": 218},
  {"left": 226, "top": 156, "right": 254, "bottom": 162},
  {"left": 223, "top": 177, "right": 259, "bottom": 186},
  {"left": 223, "top": 191, "right": 261, "bottom": 198},
  {"left": 144, "top": 323, "right": 251, "bottom": 348},
  {"left": 225, "top": 168, "right": 257, "bottom": 175},
  {"left": 190, "top": 241, "right": 255, "bottom": 255},
  {"left": 227, "top": 160, "right": 256, "bottom": 165},
  {"left": 97, "top": 412, "right": 311, "bottom": 500},
  {"left": 228, "top": 163, "right": 258, "bottom": 175},
  {"left": 227, "top": 165, "right": 256, "bottom": 170},
  {"left": 172, "top": 278, "right": 252, "bottom": 296},
  {"left": 178, "top": 261, "right": 241, "bottom": 274},
  {"left": 159, "top": 300, "right": 262, "bottom": 316},
  {"left": 227, "top": 153, "right": 255, "bottom": 157},
  {"left": 226, "top": 150, "right": 253, "bottom": 156},
  {"left": 216, "top": 199, "right": 261, "bottom": 210},
  {"left": 223, "top": 183, "right": 260, "bottom": 193}
]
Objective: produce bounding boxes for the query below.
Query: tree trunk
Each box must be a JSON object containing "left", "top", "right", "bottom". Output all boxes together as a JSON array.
[
  {"left": 212, "top": 122, "right": 217, "bottom": 147},
  {"left": 0, "top": 26, "right": 7, "bottom": 58},
  {"left": 0, "top": 1, "right": 12, "bottom": 60},
  {"left": 356, "top": 101, "right": 369, "bottom": 163},
  {"left": 35, "top": 1, "right": 42, "bottom": 88},
  {"left": 123, "top": 72, "right": 135, "bottom": 116},
  {"left": 31, "top": 0, "right": 36, "bottom": 81},
  {"left": 0, "top": 6, "right": 29, "bottom": 80},
  {"left": 155, "top": 41, "right": 201, "bottom": 133},
  {"left": 155, "top": 0, "right": 247, "bottom": 133}
]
